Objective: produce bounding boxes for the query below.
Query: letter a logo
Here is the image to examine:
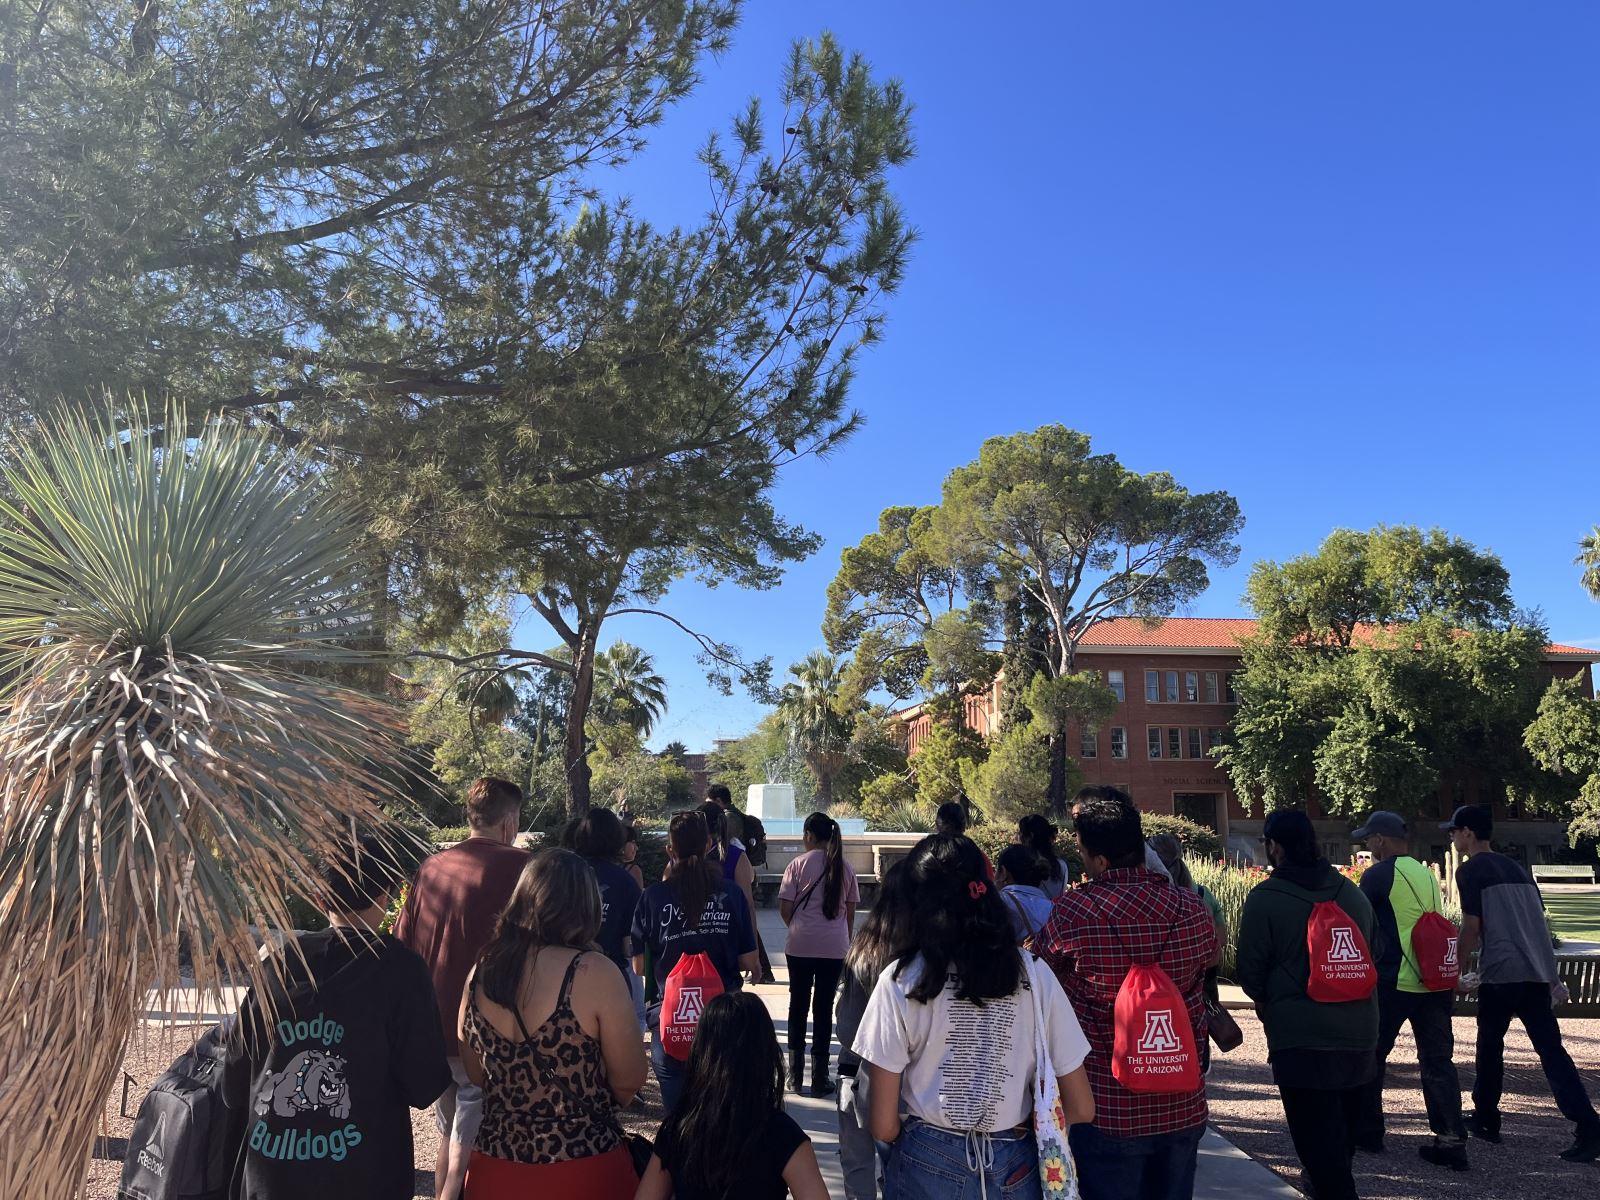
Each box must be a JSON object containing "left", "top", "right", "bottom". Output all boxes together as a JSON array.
[
  {"left": 672, "top": 986, "right": 704, "bottom": 1026},
  {"left": 1445, "top": 937, "right": 1459, "bottom": 967},
  {"left": 1327, "top": 927, "right": 1362, "bottom": 963},
  {"left": 1137, "top": 1009, "right": 1182, "bottom": 1054}
]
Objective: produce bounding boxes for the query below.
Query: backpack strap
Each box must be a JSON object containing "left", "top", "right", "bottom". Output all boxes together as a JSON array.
[
  {"left": 1006, "top": 892, "right": 1042, "bottom": 946},
  {"left": 1080, "top": 885, "right": 1181, "bottom": 966},
  {"left": 1390, "top": 860, "right": 1440, "bottom": 979}
]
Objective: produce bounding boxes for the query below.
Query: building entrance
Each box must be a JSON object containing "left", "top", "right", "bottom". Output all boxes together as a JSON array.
[{"left": 1174, "top": 792, "right": 1220, "bottom": 831}]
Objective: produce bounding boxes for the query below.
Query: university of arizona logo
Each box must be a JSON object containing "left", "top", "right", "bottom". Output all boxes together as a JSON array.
[
  {"left": 1136, "top": 1009, "right": 1182, "bottom": 1054},
  {"left": 672, "top": 986, "right": 705, "bottom": 1025},
  {"left": 1445, "top": 937, "right": 1459, "bottom": 966},
  {"left": 1327, "top": 927, "right": 1363, "bottom": 963}
]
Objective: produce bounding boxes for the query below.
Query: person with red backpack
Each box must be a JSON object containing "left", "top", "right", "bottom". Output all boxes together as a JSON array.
[
  {"left": 631, "top": 809, "right": 759, "bottom": 1113},
  {"left": 1036, "top": 787, "right": 1218, "bottom": 1200},
  {"left": 1350, "top": 810, "right": 1469, "bottom": 1170},
  {"left": 1236, "top": 810, "right": 1378, "bottom": 1200}
]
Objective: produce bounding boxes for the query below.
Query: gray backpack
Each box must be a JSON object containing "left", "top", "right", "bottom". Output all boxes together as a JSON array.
[{"left": 118, "top": 1023, "right": 241, "bottom": 1200}]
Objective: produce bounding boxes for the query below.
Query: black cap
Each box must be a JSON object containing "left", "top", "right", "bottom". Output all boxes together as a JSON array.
[
  {"left": 1351, "top": 810, "right": 1407, "bottom": 840},
  {"left": 1440, "top": 805, "right": 1492, "bottom": 839},
  {"left": 1262, "top": 809, "right": 1314, "bottom": 845}
]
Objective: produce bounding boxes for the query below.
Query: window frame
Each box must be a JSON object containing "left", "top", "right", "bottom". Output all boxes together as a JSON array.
[
  {"left": 1204, "top": 671, "right": 1219, "bottom": 703},
  {"left": 1147, "top": 726, "right": 1163, "bottom": 759},
  {"left": 1188, "top": 727, "right": 1202, "bottom": 760},
  {"left": 1110, "top": 727, "right": 1128, "bottom": 759},
  {"left": 1108, "top": 669, "right": 1126, "bottom": 703},
  {"left": 1164, "top": 670, "right": 1179, "bottom": 703},
  {"left": 1168, "top": 727, "right": 1182, "bottom": 759},
  {"left": 1184, "top": 671, "right": 1199, "bottom": 702},
  {"left": 1145, "top": 670, "right": 1160, "bottom": 703},
  {"left": 1080, "top": 727, "right": 1098, "bottom": 759},
  {"left": 1225, "top": 672, "right": 1239, "bottom": 704}
]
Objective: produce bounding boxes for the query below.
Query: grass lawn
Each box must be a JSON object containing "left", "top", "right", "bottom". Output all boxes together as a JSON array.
[{"left": 1542, "top": 888, "right": 1600, "bottom": 944}]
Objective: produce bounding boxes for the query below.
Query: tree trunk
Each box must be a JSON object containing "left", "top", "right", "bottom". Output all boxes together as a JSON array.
[
  {"left": 563, "top": 623, "right": 600, "bottom": 819},
  {"left": 818, "top": 768, "right": 835, "bottom": 809},
  {"left": 1046, "top": 716, "right": 1070, "bottom": 815}
]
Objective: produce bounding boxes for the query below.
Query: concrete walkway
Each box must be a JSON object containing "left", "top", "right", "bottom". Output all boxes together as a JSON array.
[{"left": 750, "top": 908, "right": 1294, "bottom": 1199}]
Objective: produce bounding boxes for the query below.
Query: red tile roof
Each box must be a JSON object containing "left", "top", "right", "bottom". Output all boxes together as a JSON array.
[{"left": 1075, "top": 617, "right": 1600, "bottom": 660}]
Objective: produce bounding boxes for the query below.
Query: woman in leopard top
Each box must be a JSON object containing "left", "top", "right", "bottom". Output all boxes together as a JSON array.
[{"left": 457, "top": 848, "right": 646, "bottom": 1198}]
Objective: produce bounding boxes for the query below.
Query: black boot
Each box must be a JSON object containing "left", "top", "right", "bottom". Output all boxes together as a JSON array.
[
  {"left": 809, "top": 1053, "right": 835, "bottom": 1098},
  {"left": 789, "top": 1049, "right": 805, "bottom": 1094}
]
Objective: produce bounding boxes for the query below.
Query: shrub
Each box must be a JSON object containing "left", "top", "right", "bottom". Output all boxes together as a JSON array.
[
  {"left": 1188, "top": 858, "right": 1266, "bottom": 979},
  {"left": 431, "top": 824, "right": 473, "bottom": 845},
  {"left": 859, "top": 773, "right": 931, "bottom": 830},
  {"left": 1139, "top": 812, "right": 1221, "bottom": 860}
]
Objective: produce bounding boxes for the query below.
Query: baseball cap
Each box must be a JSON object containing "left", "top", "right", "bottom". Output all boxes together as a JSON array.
[
  {"left": 1351, "top": 810, "right": 1407, "bottom": 840},
  {"left": 1440, "top": 805, "right": 1492, "bottom": 838}
]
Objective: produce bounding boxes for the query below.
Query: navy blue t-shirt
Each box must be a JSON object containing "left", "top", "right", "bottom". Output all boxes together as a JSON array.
[
  {"left": 586, "top": 855, "right": 643, "bottom": 975},
  {"left": 631, "top": 876, "right": 756, "bottom": 993}
]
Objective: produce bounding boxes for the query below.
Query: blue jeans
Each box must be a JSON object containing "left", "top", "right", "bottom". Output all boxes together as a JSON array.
[
  {"left": 1069, "top": 1122, "right": 1204, "bottom": 1200},
  {"left": 648, "top": 1009, "right": 686, "bottom": 1115},
  {"left": 885, "top": 1119, "right": 1041, "bottom": 1200}
]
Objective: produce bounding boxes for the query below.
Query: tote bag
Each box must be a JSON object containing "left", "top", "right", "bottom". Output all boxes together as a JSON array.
[{"left": 1026, "top": 958, "right": 1081, "bottom": 1200}]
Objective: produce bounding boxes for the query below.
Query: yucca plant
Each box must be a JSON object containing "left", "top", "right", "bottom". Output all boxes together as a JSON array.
[{"left": 0, "top": 400, "right": 412, "bottom": 1199}]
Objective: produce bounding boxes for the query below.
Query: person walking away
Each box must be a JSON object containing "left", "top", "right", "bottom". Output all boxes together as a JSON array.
[
  {"left": 1235, "top": 810, "right": 1378, "bottom": 1200},
  {"left": 856, "top": 834, "right": 1095, "bottom": 1200},
  {"left": 456, "top": 848, "right": 646, "bottom": 1198},
  {"left": 1446, "top": 805, "right": 1600, "bottom": 1162},
  {"left": 394, "top": 777, "right": 530, "bottom": 1200},
  {"left": 709, "top": 783, "right": 776, "bottom": 981},
  {"left": 935, "top": 798, "right": 995, "bottom": 878},
  {"left": 571, "top": 807, "right": 645, "bottom": 1029},
  {"left": 1017, "top": 814, "right": 1073, "bottom": 900},
  {"left": 780, "top": 811, "right": 860, "bottom": 1096},
  {"left": 1349, "top": 810, "right": 1469, "bottom": 1169},
  {"left": 836, "top": 860, "right": 918, "bottom": 1200},
  {"left": 700, "top": 798, "right": 771, "bottom": 986},
  {"left": 1066, "top": 789, "right": 1171, "bottom": 883},
  {"left": 1148, "top": 833, "right": 1226, "bottom": 1074},
  {"left": 709, "top": 782, "right": 748, "bottom": 849},
  {"left": 1038, "top": 787, "right": 1216, "bottom": 1200},
  {"left": 996, "top": 844, "right": 1055, "bottom": 945},
  {"left": 223, "top": 834, "right": 451, "bottom": 1200},
  {"left": 636, "top": 991, "right": 829, "bottom": 1199},
  {"left": 631, "top": 809, "right": 759, "bottom": 1112},
  {"left": 620, "top": 822, "right": 646, "bottom": 890}
]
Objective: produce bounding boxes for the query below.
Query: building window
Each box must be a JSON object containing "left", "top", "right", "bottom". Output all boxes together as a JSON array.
[
  {"left": 1184, "top": 671, "right": 1198, "bottom": 702},
  {"left": 1165, "top": 670, "right": 1179, "bottom": 703},
  {"left": 1145, "top": 670, "right": 1160, "bottom": 702},
  {"left": 1108, "top": 669, "right": 1126, "bottom": 702},
  {"left": 1147, "top": 727, "right": 1162, "bottom": 759},
  {"left": 1080, "top": 729, "right": 1098, "bottom": 758},
  {"left": 1204, "top": 671, "right": 1219, "bottom": 703},
  {"left": 1225, "top": 672, "right": 1238, "bottom": 704},
  {"left": 1111, "top": 727, "right": 1127, "bottom": 759},
  {"left": 1188, "top": 727, "right": 1202, "bottom": 760},
  {"left": 1168, "top": 728, "right": 1182, "bottom": 759},
  {"left": 1207, "top": 727, "right": 1224, "bottom": 751}
]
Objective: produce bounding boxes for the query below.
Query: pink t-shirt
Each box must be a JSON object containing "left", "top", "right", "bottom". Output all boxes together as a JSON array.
[{"left": 779, "top": 850, "right": 860, "bottom": 960}]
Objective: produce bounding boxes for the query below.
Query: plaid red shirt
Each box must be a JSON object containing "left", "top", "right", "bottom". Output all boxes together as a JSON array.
[{"left": 1037, "top": 867, "right": 1217, "bottom": 1137}]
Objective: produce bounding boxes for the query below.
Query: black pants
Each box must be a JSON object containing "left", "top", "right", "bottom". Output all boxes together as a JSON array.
[
  {"left": 1280, "top": 1084, "right": 1362, "bottom": 1200},
  {"left": 756, "top": 926, "right": 773, "bottom": 978},
  {"left": 1472, "top": 980, "right": 1600, "bottom": 1136},
  {"left": 1357, "top": 986, "right": 1465, "bottom": 1143},
  {"left": 787, "top": 954, "right": 844, "bottom": 1058}
]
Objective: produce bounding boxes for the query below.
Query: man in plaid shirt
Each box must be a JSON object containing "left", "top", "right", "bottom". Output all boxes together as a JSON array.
[{"left": 1038, "top": 787, "right": 1218, "bottom": 1200}]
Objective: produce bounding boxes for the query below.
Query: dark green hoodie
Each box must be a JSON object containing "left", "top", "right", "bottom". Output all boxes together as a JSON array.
[{"left": 1236, "top": 860, "right": 1379, "bottom": 1056}]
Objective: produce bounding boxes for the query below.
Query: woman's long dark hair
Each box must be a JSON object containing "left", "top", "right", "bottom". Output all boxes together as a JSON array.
[
  {"left": 696, "top": 799, "right": 728, "bottom": 854},
  {"left": 572, "top": 806, "right": 627, "bottom": 861},
  {"left": 803, "top": 811, "right": 846, "bottom": 920},
  {"left": 667, "top": 809, "right": 721, "bottom": 928},
  {"left": 897, "top": 834, "right": 1023, "bottom": 1004},
  {"left": 1017, "top": 813, "right": 1065, "bottom": 886},
  {"left": 656, "top": 991, "right": 785, "bottom": 1198},
  {"left": 477, "top": 848, "right": 602, "bottom": 1010},
  {"left": 845, "top": 859, "right": 916, "bottom": 990}
]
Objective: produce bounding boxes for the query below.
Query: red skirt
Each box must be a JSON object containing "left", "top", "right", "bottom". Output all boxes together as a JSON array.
[{"left": 464, "top": 1145, "right": 637, "bottom": 1199}]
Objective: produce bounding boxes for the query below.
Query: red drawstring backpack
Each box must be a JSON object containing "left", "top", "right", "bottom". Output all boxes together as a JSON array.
[
  {"left": 1397, "top": 868, "right": 1460, "bottom": 992},
  {"left": 660, "top": 951, "right": 723, "bottom": 1060},
  {"left": 1087, "top": 893, "right": 1202, "bottom": 1094},
  {"left": 1306, "top": 894, "right": 1377, "bottom": 1002}
]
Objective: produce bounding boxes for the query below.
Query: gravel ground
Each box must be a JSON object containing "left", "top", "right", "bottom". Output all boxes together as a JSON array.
[
  {"left": 86, "top": 1023, "right": 668, "bottom": 1199},
  {"left": 1206, "top": 1008, "right": 1600, "bottom": 1199}
]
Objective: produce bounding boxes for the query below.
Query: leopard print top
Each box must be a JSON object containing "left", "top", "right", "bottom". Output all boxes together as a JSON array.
[{"left": 466, "top": 951, "right": 624, "bottom": 1165}]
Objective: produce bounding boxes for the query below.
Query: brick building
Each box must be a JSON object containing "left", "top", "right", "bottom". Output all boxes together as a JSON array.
[{"left": 894, "top": 617, "right": 1600, "bottom": 865}]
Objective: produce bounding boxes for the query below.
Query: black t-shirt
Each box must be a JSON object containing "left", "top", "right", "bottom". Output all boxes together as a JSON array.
[
  {"left": 657, "top": 1108, "right": 808, "bottom": 1200},
  {"left": 587, "top": 855, "right": 644, "bottom": 976},
  {"left": 223, "top": 929, "right": 451, "bottom": 1200},
  {"left": 631, "top": 877, "right": 756, "bottom": 993}
]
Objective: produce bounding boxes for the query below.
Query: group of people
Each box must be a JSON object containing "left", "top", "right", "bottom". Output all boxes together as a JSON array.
[{"left": 210, "top": 776, "right": 1599, "bottom": 1200}]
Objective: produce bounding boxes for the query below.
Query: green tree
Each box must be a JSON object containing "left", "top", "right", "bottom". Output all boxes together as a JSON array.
[
  {"left": 592, "top": 641, "right": 669, "bottom": 739},
  {"left": 1523, "top": 677, "right": 1600, "bottom": 853},
  {"left": 1578, "top": 527, "right": 1600, "bottom": 601},
  {"left": 0, "top": 401, "right": 412, "bottom": 1198},
  {"left": 1223, "top": 526, "right": 1554, "bottom": 817},
  {"left": 960, "top": 719, "right": 1058, "bottom": 824},
  {"left": 4, "top": 10, "right": 915, "bottom": 822},
  {"left": 777, "top": 651, "right": 855, "bottom": 806},
  {"left": 661, "top": 740, "right": 691, "bottom": 766},
  {"left": 833, "top": 704, "right": 911, "bottom": 808},
  {"left": 936, "top": 426, "right": 1243, "bottom": 810}
]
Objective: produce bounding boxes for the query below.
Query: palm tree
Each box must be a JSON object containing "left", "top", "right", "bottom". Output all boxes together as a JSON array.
[
  {"left": 1579, "top": 526, "right": 1600, "bottom": 601},
  {"left": 0, "top": 401, "right": 413, "bottom": 1200},
  {"left": 592, "top": 641, "right": 668, "bottom": 739},
  {"left": 778, "top": 651, "right": 854, "bottom": 806}
]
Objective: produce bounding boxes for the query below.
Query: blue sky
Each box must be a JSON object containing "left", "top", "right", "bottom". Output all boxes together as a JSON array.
[{"left": 514, "top": 1, "right": 1600, "bottom": 752}]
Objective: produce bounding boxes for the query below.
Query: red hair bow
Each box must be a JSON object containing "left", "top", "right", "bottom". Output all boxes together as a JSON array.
[{"left": 968, "top": 880, "right": 988, "bottom": 900}]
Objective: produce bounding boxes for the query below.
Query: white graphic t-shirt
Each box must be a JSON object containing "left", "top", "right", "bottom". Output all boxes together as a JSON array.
[{"left": 853, "top": 951, "right": 1089, "bottom": 1133}]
